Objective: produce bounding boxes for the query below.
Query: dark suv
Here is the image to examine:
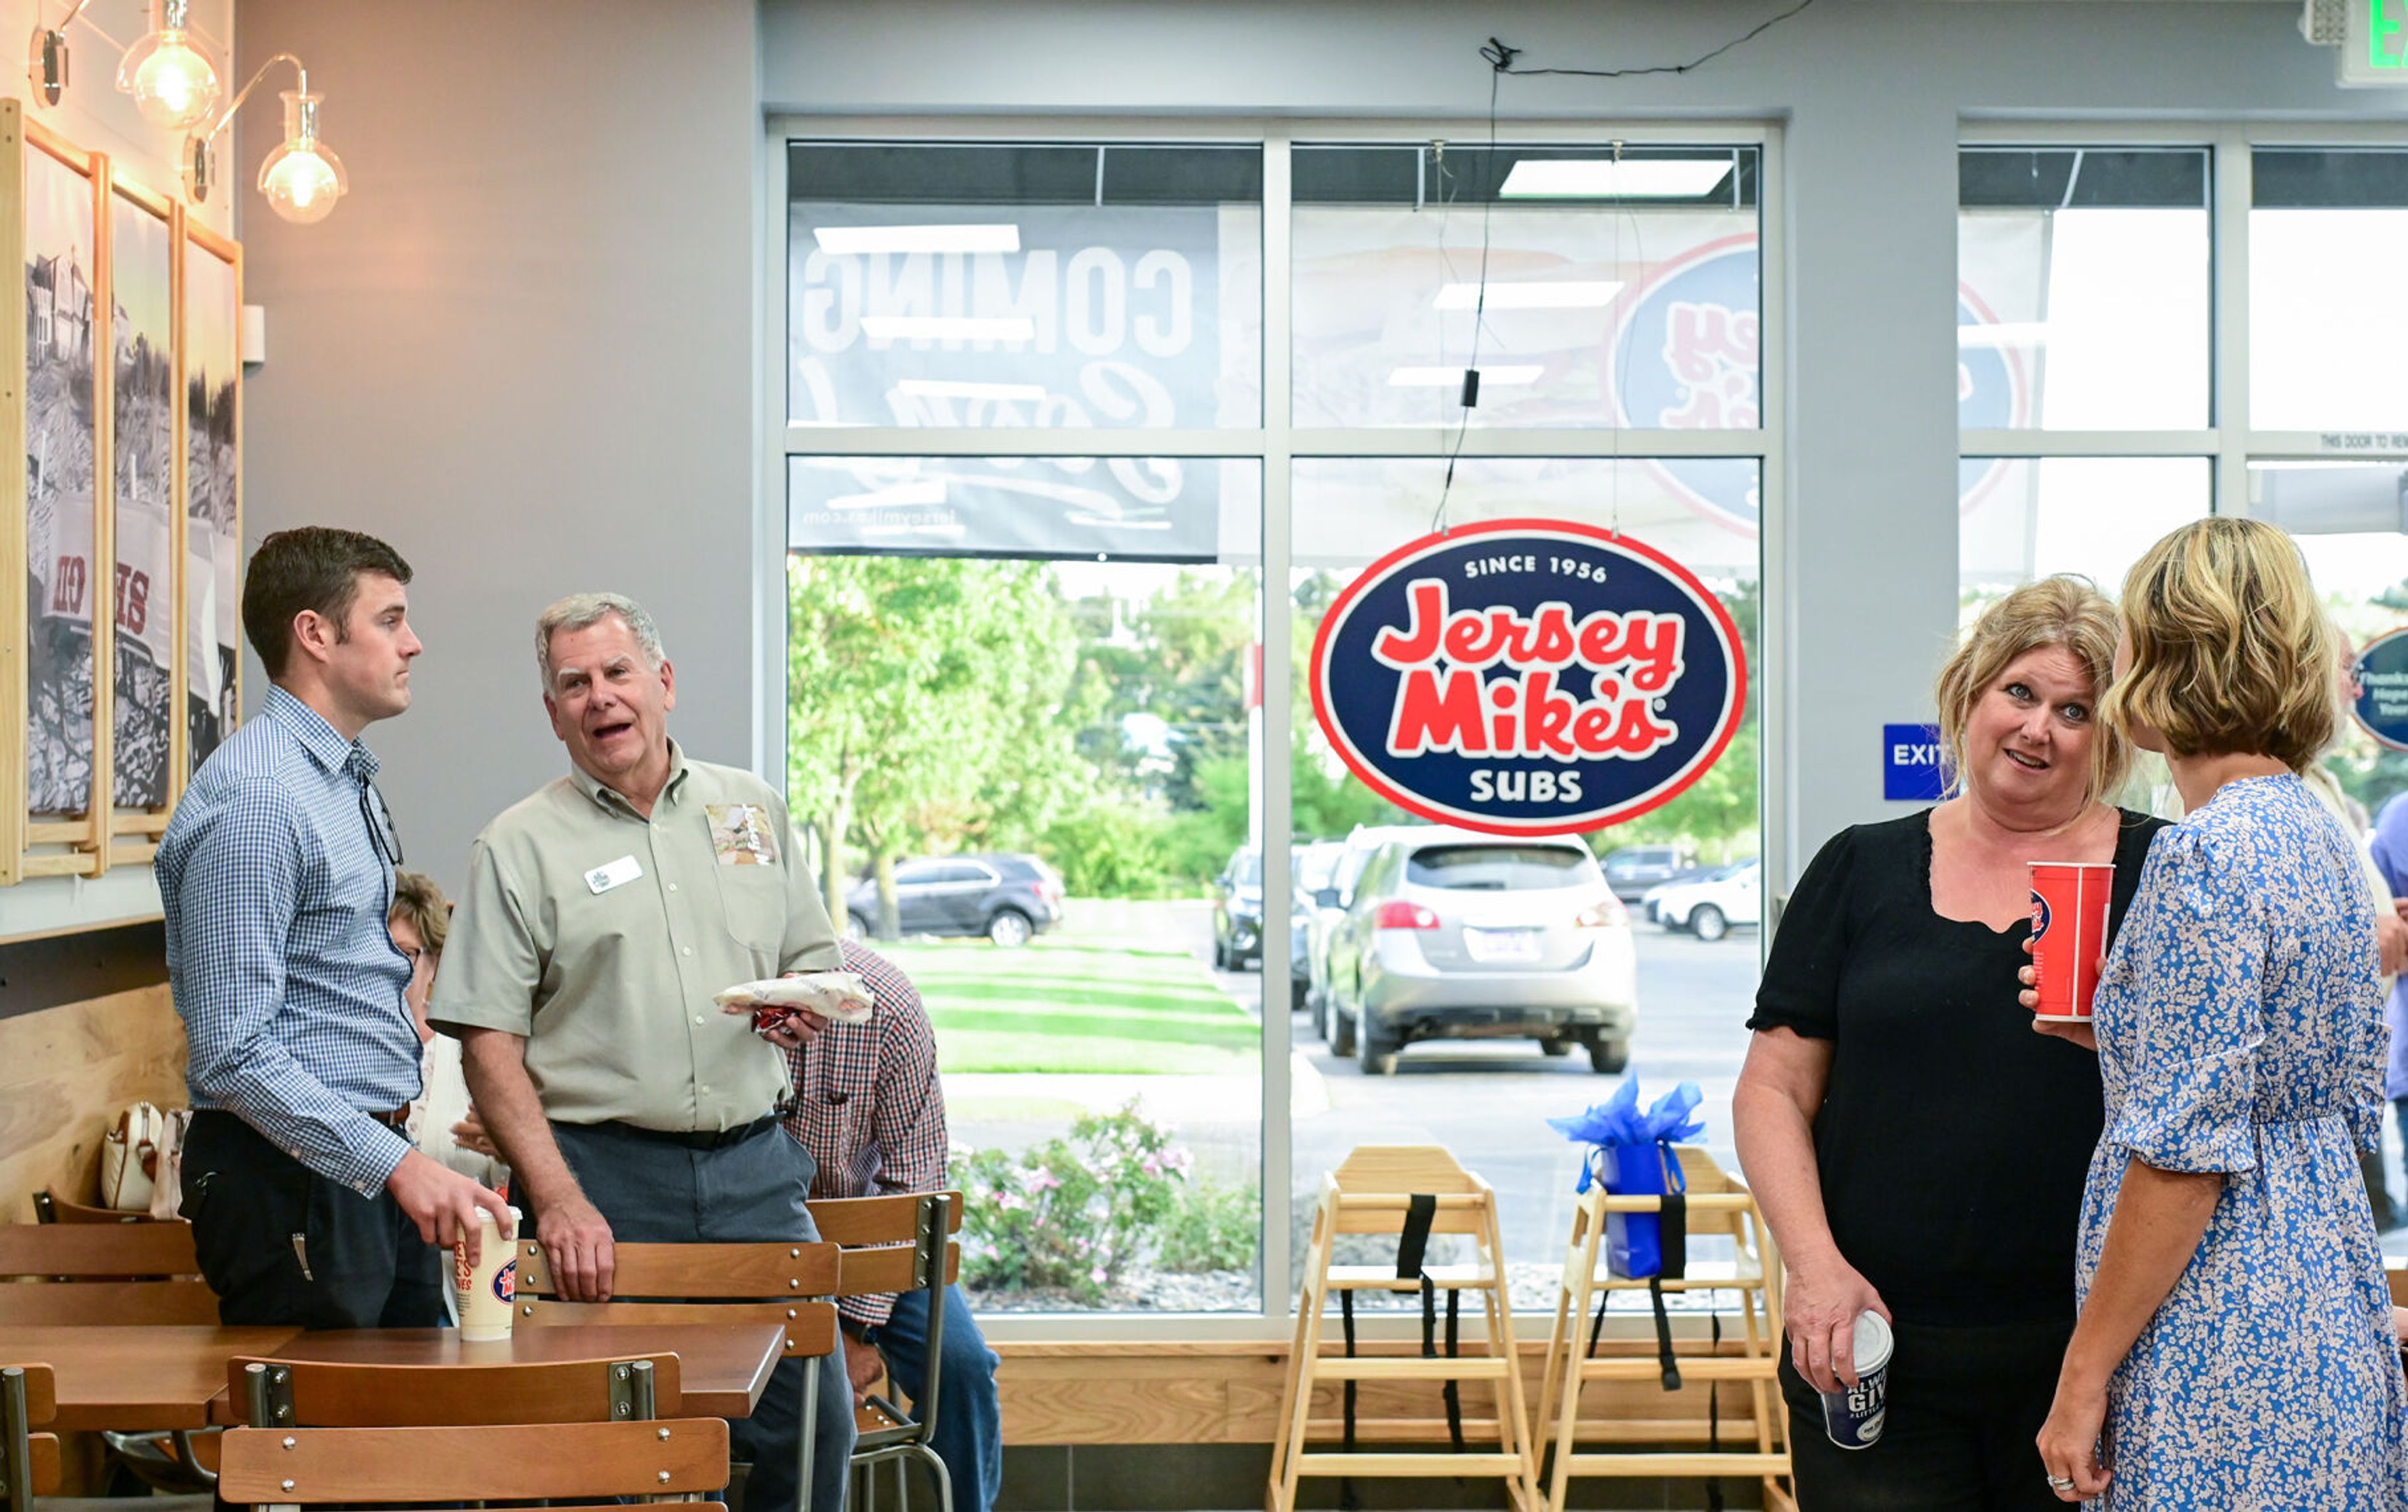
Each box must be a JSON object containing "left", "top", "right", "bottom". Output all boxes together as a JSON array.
[{"left": 844, "top": 852, "right": 1065, "bottom": 947}]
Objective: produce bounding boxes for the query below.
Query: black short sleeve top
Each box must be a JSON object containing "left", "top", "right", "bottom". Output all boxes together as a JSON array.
[{"left": 1746, "top": 808, "right": 2166, "bottom": 1326}]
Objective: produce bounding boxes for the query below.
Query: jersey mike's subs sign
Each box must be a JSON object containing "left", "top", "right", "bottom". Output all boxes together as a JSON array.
[{"left": 1310, "top": 519, "right": 1747, "bottom": 837}]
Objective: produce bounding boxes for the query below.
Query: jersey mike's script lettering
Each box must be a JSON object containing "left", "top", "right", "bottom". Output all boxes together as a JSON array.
[{"left": 1370, "top": 577, "right": 1685, "bottom": 761}]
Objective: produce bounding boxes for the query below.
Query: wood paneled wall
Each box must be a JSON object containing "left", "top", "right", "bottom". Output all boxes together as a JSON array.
[
  {"left": 995, "top": 1338, "right": 1785, "bottom": 1448},
  {"left": 0, "top": 981, "right": 185, "bottom": 1217}
]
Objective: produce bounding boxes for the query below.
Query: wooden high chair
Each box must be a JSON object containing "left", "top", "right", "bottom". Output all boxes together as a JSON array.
[
  {"left": 1267, "top": 1146, "right": 1538, "bottom": 1512},
  {"left": 1531, "top": 1145, "right": 1794, "bottom": 1512}
]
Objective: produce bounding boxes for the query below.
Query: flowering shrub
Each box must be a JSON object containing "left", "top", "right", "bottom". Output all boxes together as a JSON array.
[{"left": 956, "top": 1101, "right": 1224, "bottom": 1303}]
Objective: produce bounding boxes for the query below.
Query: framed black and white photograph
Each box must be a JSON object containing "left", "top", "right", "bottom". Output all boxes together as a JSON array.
[
  {"left": 110, "top": 176, "right": 177, "bottom": 835},
  {"left": 0, "top": 103, "right": 109, "bottom": 881},
  {"left": 182, "top": 224, "right": 239, "bottom": 778}
]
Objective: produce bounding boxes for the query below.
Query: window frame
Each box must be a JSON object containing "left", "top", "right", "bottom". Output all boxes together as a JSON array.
[
  {"left": 761, "top": 114, "right": 1787, "bottom": 1341},
  {"left": 1958, "top": 121, "right": 2408, "bottom": 537}
]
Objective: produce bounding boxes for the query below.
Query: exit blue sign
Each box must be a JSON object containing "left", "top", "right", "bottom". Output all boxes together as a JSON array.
[
  {"left": 2342, "top": 0, "right": 2408, "bottom": 85},
  {"left": 1883, "top": 723, "right": 1947, "bottom": 802}
]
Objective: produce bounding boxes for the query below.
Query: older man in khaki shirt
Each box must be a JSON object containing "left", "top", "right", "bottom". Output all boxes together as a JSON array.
[{"left": 430, "top": 592, "right": 852, "bottom": 1512}]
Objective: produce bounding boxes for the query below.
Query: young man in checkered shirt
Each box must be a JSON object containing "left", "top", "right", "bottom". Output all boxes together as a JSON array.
[{"left": 782, "top": 939, "right": 1002, "bottom": 1510}]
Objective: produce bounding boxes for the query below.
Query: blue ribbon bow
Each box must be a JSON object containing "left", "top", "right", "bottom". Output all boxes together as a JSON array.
[{"left": 1549, "top": 1077, "right": 1706, "bottom": 1192}]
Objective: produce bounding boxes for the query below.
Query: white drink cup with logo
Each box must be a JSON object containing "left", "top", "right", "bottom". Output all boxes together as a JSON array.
[
  {"left": 454, "top": 1205, "right": 520, "bottom": 1343},
  {"left": 1818, "top": 1310, "right": 1893, "bottom": 1450}
]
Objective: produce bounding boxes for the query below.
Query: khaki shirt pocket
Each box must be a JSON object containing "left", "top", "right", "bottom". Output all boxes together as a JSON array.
[{"left": 714, "top": 864, "right": 789, "bottom": 955}]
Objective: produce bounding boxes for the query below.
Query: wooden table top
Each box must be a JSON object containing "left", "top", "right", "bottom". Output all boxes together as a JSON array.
[
  {"left": 222, "top": 1321, "right": 791, "bottom": 1421},
  {"left": 0, "top": 1324, "right": 302, "bottom": 1430}
]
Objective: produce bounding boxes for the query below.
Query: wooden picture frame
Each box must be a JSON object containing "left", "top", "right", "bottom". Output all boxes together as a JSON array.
[
  {"left": 0, "top": 105, "right": 240, "bottom": 891},
  {"left": 181, "top": 221, "right": 240, "bottom": 788},
  {"left": 106, "top": 171, "right": 180, "bottom": 865},
  {"left": 0, "top": 102, "right": 109, "bottom": 884}
]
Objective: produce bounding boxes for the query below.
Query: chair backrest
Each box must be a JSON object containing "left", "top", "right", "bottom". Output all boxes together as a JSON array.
[
  {"left": 2, "top": 1363, "right": 62, "bottom": 1512},
  {"left": 31, "top": 1189, "right": 166, "bottom": 1225},
  {"left": 0, "top": 1221, "right": 199, "bottom": 1277},
  {"left": 0, "top": 1222, "right": 214, "bottom": 1326},
  {"left": 517, "top": 1240, "right": 838, "bottom": 1301},
  {"left": 514, "top": 1239, "right": 842, "bottom": 1364},
  {"left": 0, "top": 1278, "right": 219, "bottom": 1325},
  {"left": 518, "top": 1298, "right": 838, "bottom": 1366},
  {"left": 2389, "top": 1264, "right": 2408, "bottom": 1309},
  {"left": 804, "top": 1192, "right": 960, "bottom": 1454},
  {"left": 226, "top": 1353, "right": 685, "bottom": 1427},
  {"left": 216, "top": 1417, "right": 729, "bottom": 1507},
  {"left": 806, "top": 1193, "right": 963, "bottom": 1299},
  {"left": 1325, "top": 1147, "right": 1491, "bottom": 1237}
]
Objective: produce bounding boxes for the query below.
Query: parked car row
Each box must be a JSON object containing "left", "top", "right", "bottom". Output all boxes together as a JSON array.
[
  {"left": 842, "top": 852, "right": 1065, "bottom": 946},
  {"left": 1642, "top": 857, "right": 1762, "bottom": 942}
]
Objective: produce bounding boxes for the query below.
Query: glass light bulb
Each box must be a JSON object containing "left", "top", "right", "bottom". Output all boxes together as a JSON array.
[
  {"left": 261, "top": 145, "right": 341, "bottom": 223},
  {"left": 258, "top": 91, "right": 347, "bottom": 225},
  {"left": 130, "top": 37, "right": 218, "bottom": 129},
  {"left": 117, "top": 19, "right": 221, "bottom": 133}
]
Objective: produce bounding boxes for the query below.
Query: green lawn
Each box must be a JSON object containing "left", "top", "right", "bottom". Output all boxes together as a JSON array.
[{"left": 870, "top": 937, "right": 1260, "bottom": 1075}]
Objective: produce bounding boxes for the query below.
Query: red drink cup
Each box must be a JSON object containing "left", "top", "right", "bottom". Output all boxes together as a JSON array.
[{"left": 2028, "top": 861, "right": 2115, "bottom": 1022}]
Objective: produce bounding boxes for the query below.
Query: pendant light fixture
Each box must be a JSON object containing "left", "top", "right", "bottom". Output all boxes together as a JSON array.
[
  {"left": 183, "top": 52, "right": 347, "bottom": 225},
  {"left": 25, "top": 0, "right": 92, "bottom": 108},
  {"left": 116, "top": 0, "right": 220, "bottom": 131}
]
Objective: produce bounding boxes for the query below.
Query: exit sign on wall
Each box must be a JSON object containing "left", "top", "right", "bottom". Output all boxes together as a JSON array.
[{"left": 2342, "top": 0, "right": 2408, "bottom": 85}]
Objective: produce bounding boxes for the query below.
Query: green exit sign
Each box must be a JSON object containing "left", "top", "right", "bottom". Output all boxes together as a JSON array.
[{"left": 2342, "top": 0, "right": 2408, "bottom": 85}]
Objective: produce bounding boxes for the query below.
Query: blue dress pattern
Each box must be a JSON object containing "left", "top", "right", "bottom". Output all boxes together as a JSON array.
[{"left": 2079, "top": 774, "right": 2407, "bottom": 1509}]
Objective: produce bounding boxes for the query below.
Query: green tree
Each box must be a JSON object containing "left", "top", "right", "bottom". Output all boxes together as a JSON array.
[{"left": 785, "top": 554, "right": 1086, "bottom": 931}]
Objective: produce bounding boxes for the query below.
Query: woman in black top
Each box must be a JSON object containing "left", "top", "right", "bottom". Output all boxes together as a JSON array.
[{"left": 1733, "top": 576, "right": 2165, "bottom": 1512}]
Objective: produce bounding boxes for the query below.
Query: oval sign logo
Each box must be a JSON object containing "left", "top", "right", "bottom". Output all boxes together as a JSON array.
[
  {"left": 2353, "top": 628, "right": 2408, "bottom": 753},
  {"left": 1311, "top": 519, "right": 1748, "bottom": 837}
]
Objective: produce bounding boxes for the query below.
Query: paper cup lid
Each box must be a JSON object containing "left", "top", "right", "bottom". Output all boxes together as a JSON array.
[{"left": 1852, "top": 1311, "right": 1893, "bottom": 1373}]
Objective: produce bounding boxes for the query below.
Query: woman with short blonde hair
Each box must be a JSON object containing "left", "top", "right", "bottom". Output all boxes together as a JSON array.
[
  {"left": 2035, "top": 518, "right": 2407, "bottom": 1504},
  {"left": 1738, "top": 574, "right": 2167, "bottom": 1510}
]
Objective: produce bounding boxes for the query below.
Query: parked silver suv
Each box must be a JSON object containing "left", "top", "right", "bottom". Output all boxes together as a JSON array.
[{"left": 1321, "top": 827, "right": 1638, "bottom": 1076}]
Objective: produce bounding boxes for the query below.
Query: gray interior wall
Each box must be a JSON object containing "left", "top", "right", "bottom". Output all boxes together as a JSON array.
[
  {"left": 762, "top": 0, "right": 2407, "bottom": 887},
  {"left": 233, "top": 0, "right": 762, "bottom": 895}
]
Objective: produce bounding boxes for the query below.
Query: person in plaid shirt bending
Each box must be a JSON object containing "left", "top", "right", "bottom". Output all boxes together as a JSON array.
[{"left": 781, "top": 939, "right": 1002, "bottom": 1511}]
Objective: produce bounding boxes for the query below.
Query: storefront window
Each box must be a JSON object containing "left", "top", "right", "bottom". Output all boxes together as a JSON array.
[
  {"left": 1286, "top": 458, "right": 1761, "bottom": 1308},
  {"left": 789, "top": 142, "right": 1262, "bottom": 431},
  {"left": 1292, "top": 145, "right": 1760, "bottom": 431},
  {"left": 2249, "top": 149, "right": 2408, "bottom": 432},
  {"left": 1959, "top": 457, "right": 2212, "bottom": 613},
  {"left": 1956, "top": 147, "right": 2210, "bottom": 436},
  {"left": 784, "top": 131, "right": 1775, "bottom": 1318}
]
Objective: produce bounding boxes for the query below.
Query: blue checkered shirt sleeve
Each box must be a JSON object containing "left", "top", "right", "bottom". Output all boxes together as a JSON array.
[{"left": 169, "top": 777, "right": 412, "bottom": 1195}]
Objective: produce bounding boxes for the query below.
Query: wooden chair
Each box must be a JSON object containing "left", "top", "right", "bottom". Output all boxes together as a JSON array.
[
  {"left": 0, "top": 1220, "right": 211, "bottom": 1322},
  {"left": 1531, "top": 1146, "right": 1795, "bottom": 1512},
  {"left": 517, "top": 1239, "right": 841, "bottom": 1504},
  {"left": 3, "top": 1364, "right": 63, "bottom": 1512},
  {"left": 808, "top": 1192, "right": 963, "bottom": 1512},
  {"left": 0, "top": 1221, "right": 221, "bottom": 1495},
  {"left": 31, "top": 1189, "right": 168, "bottom": 1225},
  {"left": 216, "top": 1416, "right": 731, "bottom": 1511},
  {"left": 224, "top": 1352, "right": 685, "bottom": 1427},
  {"left": 1269, "top": 1146, "right": 1539, "bottom": 1512}
]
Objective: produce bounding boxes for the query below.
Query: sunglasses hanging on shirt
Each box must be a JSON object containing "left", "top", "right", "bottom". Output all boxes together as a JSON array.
[{"left": 358, "top": 781, "right": 404, "bottom": 869}]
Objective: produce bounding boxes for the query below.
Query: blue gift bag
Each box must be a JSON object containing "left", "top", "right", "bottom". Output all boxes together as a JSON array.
[
  {"left": 1549, "top": 1078, "right": 1706, "bottom": 1281},
  {"left": 1599, "top": 1140, "right": 1686, "bottom": 1279}
]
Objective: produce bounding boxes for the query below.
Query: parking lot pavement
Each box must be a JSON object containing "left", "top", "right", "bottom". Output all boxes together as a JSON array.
[{"left": 1289, "top": 923, "right": 1763, "bottom": 1264}]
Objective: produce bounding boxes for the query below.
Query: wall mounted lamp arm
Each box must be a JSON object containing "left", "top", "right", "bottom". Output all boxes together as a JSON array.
[{"left": 189, "top": 51, "right": 307, "bottom": 149}]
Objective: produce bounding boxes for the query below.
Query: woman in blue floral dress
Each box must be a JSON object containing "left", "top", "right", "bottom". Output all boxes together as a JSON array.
[{"left": 2034, "top": 517, "right": 2408, "bottom": 1508}]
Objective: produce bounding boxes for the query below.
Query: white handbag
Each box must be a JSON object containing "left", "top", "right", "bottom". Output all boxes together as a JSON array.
[
  {"left": 98, "top": 1101, "right": 166, "bottom": 1212},
  {"left": 147, "top": 1108, "right": 194, "bottom": 1220}
]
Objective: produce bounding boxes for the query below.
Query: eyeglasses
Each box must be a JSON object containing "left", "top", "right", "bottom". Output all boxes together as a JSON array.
[{"left": 359, "top": 780, "right": 404, "bottom": 869}]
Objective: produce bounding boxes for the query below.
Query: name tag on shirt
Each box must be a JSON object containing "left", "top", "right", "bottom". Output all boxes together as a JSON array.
[{"left": 586, "top": 855, "right": 644, "bottom": 894}]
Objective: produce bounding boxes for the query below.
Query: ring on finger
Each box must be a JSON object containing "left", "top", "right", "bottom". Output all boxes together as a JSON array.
[{"left": 2046, "top": 1474, "right": 2075, "bottom": 1490}]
